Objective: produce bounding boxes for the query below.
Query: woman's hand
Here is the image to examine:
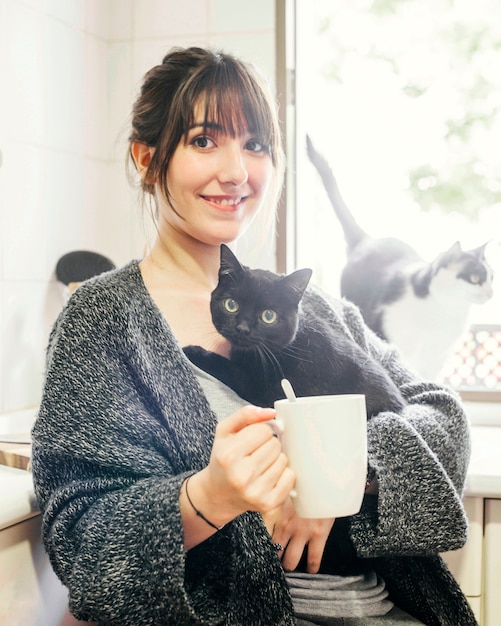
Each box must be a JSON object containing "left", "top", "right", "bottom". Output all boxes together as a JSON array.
[
  {"left": 266, "top": 499, "right": 335, "bottom": 574},
  {"left": 182, "top": 405, "right": 296, "bottom": 549}
]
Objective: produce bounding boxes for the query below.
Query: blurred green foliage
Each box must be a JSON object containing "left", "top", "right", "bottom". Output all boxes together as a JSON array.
[{"left": 316, "top": 0, "right": 501, "bottom": 220}]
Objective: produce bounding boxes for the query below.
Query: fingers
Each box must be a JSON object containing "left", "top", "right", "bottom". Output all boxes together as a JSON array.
[
  {"left": 246, "top": 454, "right": 295, "bottom": 512},
  {"left": 214, "top": 407, "right": 283, "bottom": 467},
  {"left": 207, "top": 405, "right": 294, "bottom": 517},
  {"left": 218, "top": 405, "right": 277, "bottom": 436},
  {"left": 281, "top": 533, "right": 324, "bottom": 573},
  {"left": 302, "top": 533, "right": 327, "bottom": 574},
  {"left": 271, "top": 507, "right": 335, "bottom": 573},
  {"left": 226, "top": 440, "right": 294, "bottom": 512},
  {"left": 281, "top": 535, "right": 308, "bottom": 572},
  {"left": 247, "top": 432, "right": 284, "bottom": 474}
]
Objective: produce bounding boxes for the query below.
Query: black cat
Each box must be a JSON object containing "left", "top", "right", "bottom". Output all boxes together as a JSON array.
[
  {"left": 306, "top": 134, "right": 494, "bottom": 380},
  {"left": 184, "top": 244, "right": 406, "bottom": 418},
  {"left": 184, "top": 244, "right": 398, "bottom": 576}
]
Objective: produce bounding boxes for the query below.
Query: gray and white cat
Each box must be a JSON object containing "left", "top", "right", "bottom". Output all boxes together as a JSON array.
[{"left": 306, "top": 135, "right": 494, "bottom": 380}]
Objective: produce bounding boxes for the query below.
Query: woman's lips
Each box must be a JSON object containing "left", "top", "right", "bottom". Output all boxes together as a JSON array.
[{"left": 201, "top": 195, "right": 247, "bottom": 210}]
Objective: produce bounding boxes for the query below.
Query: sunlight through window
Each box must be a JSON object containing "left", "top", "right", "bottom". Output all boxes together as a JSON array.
[{"left": 294, "top": 0, "right": 501, "bottom": 391}]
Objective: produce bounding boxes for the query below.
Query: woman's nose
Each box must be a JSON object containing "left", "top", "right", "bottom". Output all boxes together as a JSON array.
[{"left": 218, "top": 144, "right": 249, "bottom": 186}]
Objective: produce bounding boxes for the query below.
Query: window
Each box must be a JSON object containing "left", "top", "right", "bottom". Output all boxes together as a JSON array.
[{"left": 288, "top": 0, "right": 501, "bottom": 400}]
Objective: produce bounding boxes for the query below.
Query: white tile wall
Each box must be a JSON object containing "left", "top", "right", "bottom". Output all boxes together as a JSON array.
[
  {"left": 132, "top": 0, "right": 209, "bottom": 39},
  {"left": 0, "top": 0, "right": 277, "bottom": 413},
  {"left": 213, "top": 0, "right": 273, "bottom": 31}
]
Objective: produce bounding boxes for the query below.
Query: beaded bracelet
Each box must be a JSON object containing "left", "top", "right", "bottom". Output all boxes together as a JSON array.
[{"left": 184, "top": 475, "right": 226, "bottom": 532}]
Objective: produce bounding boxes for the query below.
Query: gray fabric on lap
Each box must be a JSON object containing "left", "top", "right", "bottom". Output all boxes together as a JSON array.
[{"left": 287, "top": 571, "right": 393, "bottom": 619}]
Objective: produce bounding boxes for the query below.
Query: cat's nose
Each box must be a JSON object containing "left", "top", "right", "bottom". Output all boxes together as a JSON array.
[{"left": 236, "top": 321, "right": 251, "bottom": 335}]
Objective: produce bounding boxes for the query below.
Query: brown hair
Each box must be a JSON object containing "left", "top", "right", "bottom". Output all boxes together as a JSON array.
[{"left": 128, "top": 46, "right": 285, "bottom": 211}]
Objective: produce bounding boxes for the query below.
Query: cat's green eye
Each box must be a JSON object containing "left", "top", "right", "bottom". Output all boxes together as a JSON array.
[
  {"left": 470, "top": 274, "right": 480, "bottom": 284},
  {"left": 261, "top": 309, "right": 277, "bottom": 324},
  {"left": 224, "top": 298, "right": 239, "bottom": 313}
]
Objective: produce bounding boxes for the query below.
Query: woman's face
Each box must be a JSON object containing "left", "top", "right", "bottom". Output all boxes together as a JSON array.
[{"left": 158, "top": 105, "right": 274, "bottom": 247}]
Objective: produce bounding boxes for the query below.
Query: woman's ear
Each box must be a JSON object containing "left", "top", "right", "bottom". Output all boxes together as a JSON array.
[{"left": 131, "top": 142, "right": 155, "bottom": 181}]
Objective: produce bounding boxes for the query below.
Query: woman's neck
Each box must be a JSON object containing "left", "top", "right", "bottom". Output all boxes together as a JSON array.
[
  {"left": 144, "top": 232, "right": 223, "bottom": 291},
  {"left": 138, "top": 231, "right": 233, "bottom": 355}
]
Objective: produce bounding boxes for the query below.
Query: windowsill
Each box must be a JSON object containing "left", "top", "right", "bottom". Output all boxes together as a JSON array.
[
  {"left": 462, "top": 398, "right": 501, "bottom": 426},
  {"left": 466, "top": 424, "right": 501, "bottom": 497},
  {"left": 460, "top": 391, "right": 501, "bottom": 404}
]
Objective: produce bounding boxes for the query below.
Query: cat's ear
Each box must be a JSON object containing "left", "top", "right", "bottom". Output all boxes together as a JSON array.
[
  {"left": 444, "top": 241, "right": 463, "bottom": 258},
  {"left": 433, "top": 241, "right": 462, "bottom": 270},
  {"left": 468, "top": 241, "right": 490, "bottom": 260},
  {"left": 283, "top": 268, "right": 313, "bottom": 301},
  {"left": 219, "top": 244, "right": 244, "bottom": 277}
]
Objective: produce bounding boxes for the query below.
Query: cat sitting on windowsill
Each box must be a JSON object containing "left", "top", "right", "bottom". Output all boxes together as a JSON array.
[{"left": 306, "top": 135, "right": 494, "bottom": 381}]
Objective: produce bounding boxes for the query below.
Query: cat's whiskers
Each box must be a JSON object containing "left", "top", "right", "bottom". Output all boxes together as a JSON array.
[
  {"left": 255, "top": 342, "right": 286, "bottom": 381},
  {"left": 265, "top": 337, "right": 312, "bottom": 364}
]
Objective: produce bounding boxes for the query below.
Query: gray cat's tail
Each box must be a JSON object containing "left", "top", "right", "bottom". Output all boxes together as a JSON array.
[{"left": 306, "top": 135, "right": 368, "bottom": 251}]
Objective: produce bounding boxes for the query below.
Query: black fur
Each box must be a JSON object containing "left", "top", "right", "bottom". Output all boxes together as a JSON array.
[
  {"left": 184, "top": 244, "right": 406, "bottom": 417},
  {"left": 183, "top": 245, "right": 405, "bottom": 576}
]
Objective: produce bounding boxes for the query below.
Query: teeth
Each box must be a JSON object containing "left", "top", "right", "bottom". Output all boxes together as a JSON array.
[{"left": 205, "top": 196, "right": 242, "bottom": 206}]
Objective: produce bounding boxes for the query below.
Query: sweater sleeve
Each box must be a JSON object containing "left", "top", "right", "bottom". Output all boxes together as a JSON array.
[
  {"left": 305, "top": 290, "right": 471, "bottom": 558},
  {"left": 30, "top": 278, "right": 240, "bottom": 625},
  {"left": 32, "top": 287, "right": 215, "bottom": 624}
]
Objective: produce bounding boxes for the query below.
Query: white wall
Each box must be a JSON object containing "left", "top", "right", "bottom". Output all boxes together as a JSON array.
[{"left": 0, "top": 0, "right": 277, "bottom": 412}]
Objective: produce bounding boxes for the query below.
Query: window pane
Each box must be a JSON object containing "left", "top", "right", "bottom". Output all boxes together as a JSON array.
[{"left": 295, "top": 0, "right": 501, "bottom": 387}]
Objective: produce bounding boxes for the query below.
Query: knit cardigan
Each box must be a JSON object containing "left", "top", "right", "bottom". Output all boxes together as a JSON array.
[{"left": 31, "top": 261, "right": 477, "bottom": 626}]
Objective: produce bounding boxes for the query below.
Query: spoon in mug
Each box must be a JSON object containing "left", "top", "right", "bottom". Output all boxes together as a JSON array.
[
  {"left": 280, "top": 379, "right": 298, "bottom": 498},
  {"left": 264, "top": 379, "right": 294, "bottom": 436},
  {"left": 281, "top": 378, "right": 297, "bottom": 402}
]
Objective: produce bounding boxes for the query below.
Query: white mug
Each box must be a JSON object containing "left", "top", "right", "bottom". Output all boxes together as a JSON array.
[{"left": 274, "top": 394, "right": 368, "bottom": 518}]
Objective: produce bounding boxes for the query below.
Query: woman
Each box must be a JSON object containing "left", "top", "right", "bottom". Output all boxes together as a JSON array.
[{"left": 31, "top": 46, "right": 477, "bottom": 625}]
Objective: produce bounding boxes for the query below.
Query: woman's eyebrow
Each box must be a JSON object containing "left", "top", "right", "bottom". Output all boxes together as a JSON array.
[
  {"left": 187, "top": 121, "right": 255, "bottom": 138},
  {"left": 188, "top": 121, "right": 225, "bottom": 132}
]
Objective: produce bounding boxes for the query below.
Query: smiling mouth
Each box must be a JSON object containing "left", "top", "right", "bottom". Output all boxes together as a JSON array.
[{"left": 201, "top": 195, "right": 246, "bottom": 207}]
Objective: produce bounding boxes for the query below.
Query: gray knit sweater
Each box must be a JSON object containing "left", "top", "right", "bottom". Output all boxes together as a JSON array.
[{"left": 31, "top": 261, "right": 477, "bottom": 625}]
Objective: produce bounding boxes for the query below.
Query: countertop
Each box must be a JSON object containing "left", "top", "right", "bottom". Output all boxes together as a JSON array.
[
  {"left": 465, "top": 425, "right": 501, "bottom": 498},
  {"left": 0, "top": 437, "right": 31, "bottom": 470},
  {"left": 0, "top": 406, "right": 35, "bottom": 471},
  {"left": 0, "top": 465, "right": 39, "bottom": 531}
]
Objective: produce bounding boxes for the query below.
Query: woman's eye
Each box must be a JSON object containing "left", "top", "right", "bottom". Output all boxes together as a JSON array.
[
  {"left": 245, "top": 139, "right": 267, "bottom": 153},
  {"left": 192, "top": 135, "right": 215, "bottom": 149},
  {"left": 224, "top": 298, "right": 239, "bottom": 313},
  {"left": 261, "top": 309, "right": 277, "bottom": 324}
]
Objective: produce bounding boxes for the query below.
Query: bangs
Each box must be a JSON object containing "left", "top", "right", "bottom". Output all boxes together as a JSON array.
[{"left": 179, "top": 58, "right": 277, "bottom": 158}]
